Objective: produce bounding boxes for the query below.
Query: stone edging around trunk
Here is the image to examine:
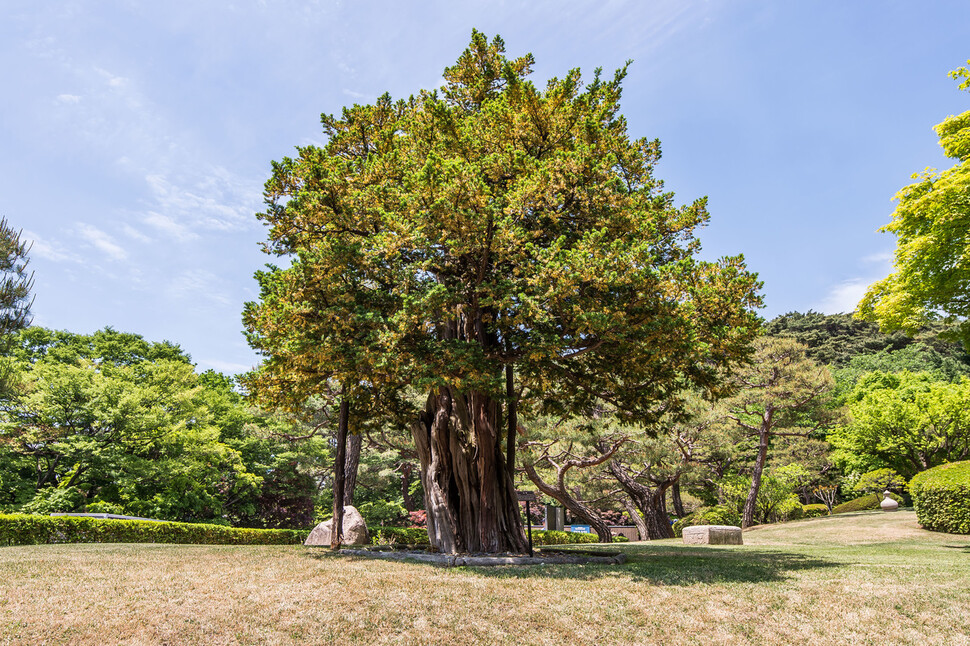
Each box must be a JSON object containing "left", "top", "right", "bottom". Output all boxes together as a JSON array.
[{"left": 334, "top": 548, "right": 627, "bottom": 567}]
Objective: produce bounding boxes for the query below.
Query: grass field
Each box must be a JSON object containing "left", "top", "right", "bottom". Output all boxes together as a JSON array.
[{"left": 2, "top": 510, "right": 969, "bottom": 645}]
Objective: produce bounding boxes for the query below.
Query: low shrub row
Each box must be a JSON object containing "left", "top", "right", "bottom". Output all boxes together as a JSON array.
[
  {"left": 369, "top": 527, "right": 616, "bottom": 547},
  {"left": 371, "top": 527, "right": 430, "bottom": 545},
  {"left": 0, "top": 514, "right": 308, "bottom": 547},
  {"left": 672, "top": 506, "right": 741, "bottom": 538},
  {"left": 832, "top": 492, "right": 902, "bottom": 515},
  {"left": 910, "top": 461, "right": 970, "bottom": 534},
  {"left": 530, "top": 530, "right": 600, "bottom": 546}
]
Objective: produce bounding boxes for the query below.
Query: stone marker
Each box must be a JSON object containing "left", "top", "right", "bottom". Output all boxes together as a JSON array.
[
  {"left": 682, "top": 524, "right": 743, "bottom": 545},
  {"left": 880, "top": 491, "right": 899, "bottom": 512},
  {"left": 305, "top": 505, "right": 370, "bottom": 546}
]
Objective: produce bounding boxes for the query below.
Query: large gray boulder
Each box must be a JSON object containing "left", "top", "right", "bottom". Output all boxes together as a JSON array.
[
  {"left": 305, "top": 505, "right": 370, "bottom": 546},
  {"left": 682, "top": 524, "right": 743, "bottom": 545}
]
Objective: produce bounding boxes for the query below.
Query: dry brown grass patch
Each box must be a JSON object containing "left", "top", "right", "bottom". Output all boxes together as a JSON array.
[{"left": 1, "top": 511, "right": 969, "bottom": 645}]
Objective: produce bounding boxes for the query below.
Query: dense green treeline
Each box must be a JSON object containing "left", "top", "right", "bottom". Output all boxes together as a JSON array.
[
  {"left": 2, "top": 314, "right": 968, "bottom": 537},
  {"left": 0, "top": 327, "right": 327, "bottom": 528},
  {"left": 516, "top": 310, "right": 970, "bottom": 535}
]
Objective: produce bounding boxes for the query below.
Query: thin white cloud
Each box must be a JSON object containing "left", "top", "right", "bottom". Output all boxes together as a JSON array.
[
  {"left": 861, "top": 250, "right": 894, "bottom": 265},
  {"left": 165, "top": 270, "right": 232, "bottom": 307},
  {"left": 143, "top": 211, "right": 198, "bottom": 242},
  {"left": 816, "top": 249, "right": 896, "bottom": 314},
  {"left": 76, "top": 223, "right": 128, "bottom": 261},
  {"left": 31, "top": 45, "right": 262, "bottom": 243},
  {"left": 143, "top": 170, "right": 259, "bottom": 234},
  {"left": 816, "top": 279, "right": 871, "bottom": 315},
  {"left": 342, "top": 88, "right": 369, "bottom": 100},
  {"left": 196, "top": 358, "right": 254, "bottom": 375},
  {"left": 23, "top": 230, "right": 81, "bottom": 263},
  {"left": 121, "top": 223, "right": 152, "bottom": 243},
  {"left": 94, "top": 66, "right": 128, "bottom": 88}
]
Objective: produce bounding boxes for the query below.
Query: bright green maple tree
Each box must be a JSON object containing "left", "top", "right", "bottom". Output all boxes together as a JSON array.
[
  {"left": 859, "top": 61, "right": 970, "bottom": 348},
  {"left": 831, "top": 371, "right": 970, "bottom": 479},
  {"left": 244, "top": 32, "right": 762, "bottom": 554}
]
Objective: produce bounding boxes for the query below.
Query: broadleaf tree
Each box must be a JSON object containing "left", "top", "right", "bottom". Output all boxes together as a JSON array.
[
  {"left": 859, "top": 61, "right": 970, "bottom": 348},
  {"left": 243, "top": 31, "right": 762, "bottom": 554},
  {"left": 830, "top": 371, "right": 970, "bottom": 479}
]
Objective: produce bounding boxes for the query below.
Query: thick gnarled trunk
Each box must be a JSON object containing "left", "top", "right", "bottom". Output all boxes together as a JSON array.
[
  {"left": 521, "top": 461, "right": 614, "bottom": 543},
  {"left": 607, "top": 459, "right": 675, "bottom": 540},
  {"left": 671, "top": 481, "right": 686, "bottom": 518},
  {"left": 519, "top": 438, "right": 625, "bottom": 544},
  {"left": 411, "top": 387, "right": 527, "bottom": 554}
]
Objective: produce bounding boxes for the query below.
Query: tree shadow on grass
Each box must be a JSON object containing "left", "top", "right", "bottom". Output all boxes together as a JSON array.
[
  {"left": 302, "top": 543, "right": 842, "bottom": 586},
  {"left": 942, "top": 544, "right": 970, "bottom": 553},
  {"left": 458, "top": 544, "right": 841, "bottom": 586}
]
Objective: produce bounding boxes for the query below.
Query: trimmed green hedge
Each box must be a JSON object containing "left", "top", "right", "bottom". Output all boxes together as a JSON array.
[
  {"left": 0, "top": 514, "right": 308, "bottom": 547},
  {"left": 672, "top": 506, "right": 741, "bottom": 538},
  {"left": 831, "top": 492, "right": 903, "bottom": 515},
  {"left": 371, "top": 527, "right": 430, "bottom": 545},
  {"left": 801, "top": 504, "right": 830, "bottom": 518},
  {"left": 910, "top": 461, "right": 970, "bottom": 534},
  {"left": 370, "top": 527, "right": 605, "bottom": 547},
  {"left": 531, "top": 530, "right": 599, "bottom": 546}
]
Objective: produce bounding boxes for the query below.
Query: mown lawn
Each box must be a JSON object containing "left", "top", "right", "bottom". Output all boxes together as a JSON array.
[{"left": 2, "top": 511, "right": 969, "bottom": 645}]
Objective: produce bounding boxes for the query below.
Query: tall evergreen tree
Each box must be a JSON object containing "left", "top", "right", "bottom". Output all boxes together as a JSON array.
[
  {"left": 244, "top": 32, "right": 762, "bottom": 553},
  {"left": 0, "top": 218, "right": 33, "bottom": 341}
]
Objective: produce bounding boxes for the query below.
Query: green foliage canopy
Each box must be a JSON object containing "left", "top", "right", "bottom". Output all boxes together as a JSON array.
[
  {"left": 244, "top": 30, "right": 763, "bottom": 422},
  {"left": 0, "top": 327, "right": 327, "bottom": 528},
  {"left": 859, "top": 62, "right": 970, "bottom": 348},
  {"left": 0, "top": 217, "right": 33, "bottom": 341},
  {"left": 243, "top": 31, "right": 763, "bottom": 552},
  {"left": 852, "top": 467, "right": 908, "bottom": 495},
  {"left": 831, "top": 371, "right": 970, "bottom": 479}
]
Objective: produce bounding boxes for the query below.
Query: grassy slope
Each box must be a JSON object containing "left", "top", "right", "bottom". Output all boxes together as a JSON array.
[{"left": 2, "top": 511, "right": 969, "bottom": 645}]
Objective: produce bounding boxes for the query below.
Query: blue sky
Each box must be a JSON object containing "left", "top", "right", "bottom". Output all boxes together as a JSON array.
[{"left": 2, "top": 1, "right": 968, "bottom": 374}]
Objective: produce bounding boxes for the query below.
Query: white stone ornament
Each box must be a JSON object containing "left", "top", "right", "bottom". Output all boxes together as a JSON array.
[{"left": 880, "top": 491, "right": 899, "bottom": 512}]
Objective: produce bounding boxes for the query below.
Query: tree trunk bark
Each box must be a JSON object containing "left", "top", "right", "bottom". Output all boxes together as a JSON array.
[
  {"left": 742, "top": 425, "right": 770, "bottom": 529},
  {"left": 644, "top": 487, "right": 674, "bottom": 539},
  {"left": 331, "top": 395, "right": 349, "bottom": 550},
  {"left": 411, "top": 387, "right": 527, "bottom": 554},
  {"left": 400, "top": 461, "right": 416, "bottom": 512},
  {"left": 622, "top": 496, "right": 648, "bottom": 541},
  {"left": 521, "top": 462, "right": 614, "bottom": 543},
  {"left": 342, "top": 431, "right": 362, "bottom": 506},
  {"left": 505, "top": 364, "right": 517, "bottom": 484},
  {"left": 607, "top": 460, "right": 674, "bottom": 539},
  {"left": 671, "top": 480, "right": 686, "bottom": 517}
]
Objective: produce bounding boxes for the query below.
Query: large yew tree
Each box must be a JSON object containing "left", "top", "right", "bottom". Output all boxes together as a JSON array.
[{"left": 243, "top": 32, "right": 762, "bottom": 554}]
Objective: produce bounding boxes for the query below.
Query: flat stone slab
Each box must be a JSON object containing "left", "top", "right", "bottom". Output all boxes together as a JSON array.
[
  {"left": 682, "top": 524, "right": 743, "bottom": 545},
  {"left": 336, "top": 548, "right": 626, "bottom": 567}
]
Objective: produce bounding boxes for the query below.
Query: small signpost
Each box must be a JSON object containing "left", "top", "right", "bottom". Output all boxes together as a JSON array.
[{"left": 516, "top": 490, "right": 537, "bottom": 557}]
